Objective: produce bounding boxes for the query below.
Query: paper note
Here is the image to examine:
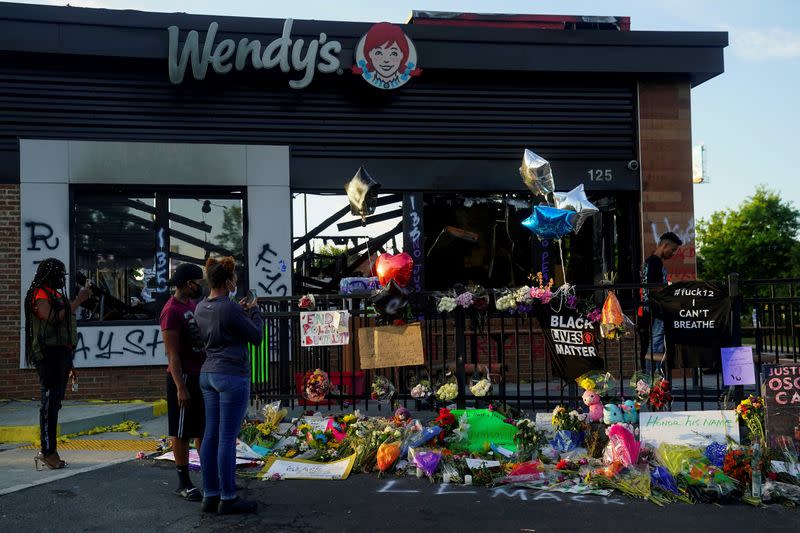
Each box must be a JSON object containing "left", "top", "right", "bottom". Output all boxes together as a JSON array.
[
  {"left": 721, "top": 346, "right": 756, "bottom": 386},
  {"left": 465, "top": 458, "right": 502, "bottom": 469},
  {"left": 262, "top": 454, "right": 356, "bottom": 480},
  {"left": 639, "top": 410, "right": 739, "bottom": 447}
]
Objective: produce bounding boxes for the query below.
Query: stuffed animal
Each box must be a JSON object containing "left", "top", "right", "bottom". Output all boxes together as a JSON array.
[
  {"left": 582, "top": 390, "right": 604, "bottom": 423},
  {"left": 620, "top": 400, "right": 640, "bottom": 424},
  {"left": 603, "top": 404, "right": 624, "bottom": 425}
]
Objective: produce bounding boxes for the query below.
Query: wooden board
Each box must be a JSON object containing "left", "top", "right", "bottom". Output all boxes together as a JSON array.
[{"left": 357, "top": 323, "right": 424, "bottom": 369}]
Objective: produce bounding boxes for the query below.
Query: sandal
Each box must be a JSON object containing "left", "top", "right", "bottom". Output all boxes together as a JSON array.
[
  {"left": 175, "top": 487, "right": 203, "bottom": 502},
  {"left": 35, "top": 452, "right": 66, "bottom": 471}
]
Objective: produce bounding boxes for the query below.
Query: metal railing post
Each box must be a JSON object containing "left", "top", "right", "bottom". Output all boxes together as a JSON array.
[
  {"left": 279, "top": 299, "right": 291, "bottom": 397},
  {"left": 728, "top": 273, "right": 744, "bottom": 402},
  {"left": 454, "top": 307, "right": 467, "bottom": 409}
]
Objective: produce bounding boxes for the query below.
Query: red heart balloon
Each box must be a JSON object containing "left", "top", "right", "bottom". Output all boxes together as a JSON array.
[{"left": 374, "top": 252, "right": 414, "bottom": 288}]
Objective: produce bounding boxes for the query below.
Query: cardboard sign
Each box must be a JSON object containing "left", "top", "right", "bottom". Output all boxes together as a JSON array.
[
  {"left": 535, "top": 412, "right": 554, "bottom": 433},
  {"left": 450, "top": 409, "right": 518, "bottom": 453},
  {"left": 721, "top": 346, "right": 756, "bottom": 386},
  {"left": 639, "top": 410, "right": 739, "bottom": 447},
  {"left": 358, "top": 323, "right": 424, "bottom": 369},
  {"left": 262, "top": 453, "right": 356, "bottom": 480},
  {"left": 761, "top": 364, "right": 800, "bottom": 449},
  {"left": 301, "top": 311, "right": 350, "bottom": 347}
]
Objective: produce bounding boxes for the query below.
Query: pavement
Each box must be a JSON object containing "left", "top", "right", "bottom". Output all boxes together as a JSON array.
[
  {"left": 0, "top": 399, "right": 168, "bottom": 496},
  {"left": 0, "top": 460, "right": 798, "bottom": 533}
]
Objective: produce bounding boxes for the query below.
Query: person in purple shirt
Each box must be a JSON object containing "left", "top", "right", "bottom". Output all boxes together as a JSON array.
[{"left": 194, "top": 256, "right": 263, "bottom": 515}]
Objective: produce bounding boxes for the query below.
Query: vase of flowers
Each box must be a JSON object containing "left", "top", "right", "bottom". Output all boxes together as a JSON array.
[{"left": 551, "top": 405, "right": 588, "bottom": 451}]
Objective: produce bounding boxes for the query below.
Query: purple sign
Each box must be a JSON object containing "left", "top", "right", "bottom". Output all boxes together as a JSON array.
[{"left": 721, "top": 346, "right": 756, "bottom": 386}]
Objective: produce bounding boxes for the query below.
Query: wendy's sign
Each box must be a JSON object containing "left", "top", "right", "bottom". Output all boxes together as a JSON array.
[
  {"left": 167, "top": 19, "right": 342, "bottom": 89},
  {"left": 352, "top": 22, "right": 421, "bottom": 90},
  {"left": 761, "top": 364, "right": 800, "bottom": 449}
]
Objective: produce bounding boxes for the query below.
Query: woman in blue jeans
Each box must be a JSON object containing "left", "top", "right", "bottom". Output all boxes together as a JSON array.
[{"left": 194, "top": 256, "right": 263, "bottom": 514}]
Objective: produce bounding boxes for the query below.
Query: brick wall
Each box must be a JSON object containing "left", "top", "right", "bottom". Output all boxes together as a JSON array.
[{"left": 0, "top": 184, "right": 165, "bottom": 400}]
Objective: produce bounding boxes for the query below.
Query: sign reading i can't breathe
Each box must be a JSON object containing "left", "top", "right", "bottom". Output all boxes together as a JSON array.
[{"left": 649, "top": 281, "right": 731, "bottom": 346}]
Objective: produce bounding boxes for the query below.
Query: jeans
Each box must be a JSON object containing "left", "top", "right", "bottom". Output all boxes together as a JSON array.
[
  {"left": 199, "top": 372, "right": 249, "bottom": 500},
  {"left": 36, "top": 346, "right": 72, "bottom": 456},
  {"left": 645, "top": 319, "right": 666, "bottom": 373}
]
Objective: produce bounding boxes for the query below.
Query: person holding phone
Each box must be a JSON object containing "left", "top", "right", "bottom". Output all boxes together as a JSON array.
[
  {"left": 24, "top": 258, "right": 92, "bottom": 470},
  {"left": 194, "top": 257, "right": 263, "bottom": 515},
  {"left": 160, "top": 262, "right": 207, "bottom": 501}
]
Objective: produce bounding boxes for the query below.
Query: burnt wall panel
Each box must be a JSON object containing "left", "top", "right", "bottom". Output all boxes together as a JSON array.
[{"left": 0, "top": 54, "right": 637, "bottom": 190}]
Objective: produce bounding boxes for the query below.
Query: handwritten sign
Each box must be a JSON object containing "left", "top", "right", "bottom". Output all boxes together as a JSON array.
[
  {"left": 761, "top": 364, "right": 800, "bottom": 449},
  {"left": 358, "top": 323, "right": 424, "bottom": 369},
  {"left": 721, "top": 346, "right": 756, "bottom": 386},
  {"left": 639, "top": 410, "right": 739, "bottom": 448},
  {"left": 650, "top": 281, "right": 731, "bottom": 346},
  {"left": 301, "top": 311, "right": 350, "bottom": 347},
  {"left": 262, "top": 453, "right": 356, "bottom": 480},
  {"left": 450, "top": 409, "right": 518, "bottom": 453}
]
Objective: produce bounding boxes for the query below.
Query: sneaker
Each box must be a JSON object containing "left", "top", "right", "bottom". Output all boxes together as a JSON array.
[
  {"left": 175, "top": 487, "right": 203, "bottom": 502},
  {"left": 201, "top": 496, "right": 220, "bottom": 513},
  {"left": 218, "top": 496, "right": 257, "bottom": 515}
]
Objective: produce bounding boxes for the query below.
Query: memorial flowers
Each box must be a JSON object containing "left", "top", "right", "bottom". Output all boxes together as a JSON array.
[
  {"left": 736, "top": 395, "right": 765, "bottom": 446},
  {"left": 470, "top": 377, "right": 492, "bottom": 397},
  {"left": 436, "top": 382, "right": 458, "bottom": 402}
]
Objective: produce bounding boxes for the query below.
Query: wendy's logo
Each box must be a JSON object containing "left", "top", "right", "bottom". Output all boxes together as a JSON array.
[{"left": 352, "top": 22, "right": 421, "bottom": 90}]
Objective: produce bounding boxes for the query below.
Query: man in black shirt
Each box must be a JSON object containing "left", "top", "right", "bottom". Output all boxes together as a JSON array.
[{"left": 640, "top": 232, "right": 683, "bottom": 370}]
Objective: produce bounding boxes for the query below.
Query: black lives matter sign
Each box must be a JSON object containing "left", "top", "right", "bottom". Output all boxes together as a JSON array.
[
  {"left": 538, "top": 308, "right": 603, "bottom": 380},
  {"left": 649, "top": 281, "right": 731, "bottom": 346}
]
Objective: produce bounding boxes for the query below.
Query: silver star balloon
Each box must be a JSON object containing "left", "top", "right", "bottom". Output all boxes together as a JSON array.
[
  {"left": 519, "top": 149, "right": 555, "bottom": 197},
  {"left": 344, "top": 166, "right": 381, "bottom": 220},
  {"left": 553, "top": 184, "right": 599, "bottom": 233}
]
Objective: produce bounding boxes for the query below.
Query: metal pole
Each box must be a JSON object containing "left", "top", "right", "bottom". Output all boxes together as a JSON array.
[
  {"left": 454, "top": 307, "right": 467, "bottom": 409},
  {"left": 728, "top": 273, "right": 744, "bottom": 402}
]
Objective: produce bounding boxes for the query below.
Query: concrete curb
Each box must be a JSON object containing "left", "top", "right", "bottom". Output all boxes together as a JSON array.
[{"left": 0, "top": 400, "right": 166, "bottom": 444}]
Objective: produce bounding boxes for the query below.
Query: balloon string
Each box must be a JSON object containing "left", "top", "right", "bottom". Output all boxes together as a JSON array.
[{"left": 558, "top": 239, "right": 567, "bottom": 285}]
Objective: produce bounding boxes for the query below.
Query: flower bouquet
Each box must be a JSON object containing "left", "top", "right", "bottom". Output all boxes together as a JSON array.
[
  {"left": 629, "top": 372, "right": 652, "bottom": 403},
  {"left": 470, "top": 377, "right": 492, "bottom": 398},
  {"left": 736, "top": 395, "right": 765, "bottom": 446},
  {"left": 303, "top": 369, "right": 330, "bottom": 403},
  {"left": 434, "top": 372, "right": 458, "bottom": 404},
  {"left": 370, "top": 375, "right": 395, "bottom": 403},
  {"left": 410, "top": 380, "right": 432, "bottom": 400},
  {"left": 551, "top": 405, "right": 587, "bottom": 451},
  {"left": 436, "top": 294, "right": 457, "bottom": 314},
  {"left": 646, "top": 372, "right": 672, "bottom": 411},
  {"left": 599, "top": 291, "right": 634, "bottom": 340},
  {"left": 513, "top": 418, "right": 548, "bottom": 461}
]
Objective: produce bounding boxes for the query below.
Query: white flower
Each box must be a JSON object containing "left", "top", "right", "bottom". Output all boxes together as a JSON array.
[
  {"left": 470, "top": 378, "right": 492, "bottom": 397},
  {"left": 410, "top": 384, "right": 431, "bottom": 399},
  {"left": 436, "top": 383, "right": 458, "bottom": 401},
  {"left": 437, "top": 296, "right": 457, "bottom": 313}
]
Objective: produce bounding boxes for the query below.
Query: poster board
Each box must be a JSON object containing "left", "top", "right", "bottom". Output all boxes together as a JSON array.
[
  {"left": 450, "top": 409, "right": 518, "bottom": 453},
  {"left": 639, "top": 410, "right": 739, "bottom": 448},
  {"left": 262, "top": 453, "right": 356, "bottom": 480},
  {"left": 301, "top": 311, "right": 350, "bottom": 347},
  {"left": 761, "top": 364, "right": 800, "bottom": 449},
  {"left": 358, "top": 323, "right": 424, "bottom": 369}
]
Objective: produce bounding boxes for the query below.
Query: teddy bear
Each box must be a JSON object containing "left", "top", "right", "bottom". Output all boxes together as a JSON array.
[
  {"left": 620, "top": 400, "right": 640, "bottom": 424},
  {"left": 582, "top": 389, "right": 604, "bottom": 423},
  {"left": 603, "top": 403, "right": 624, "bottom": 425}
]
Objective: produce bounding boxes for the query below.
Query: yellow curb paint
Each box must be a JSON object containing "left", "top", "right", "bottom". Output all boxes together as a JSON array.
[
  {"left": 19, "top": 439, "right": 160, "bottom": 451},
  {"left": 0, "top": 424, "right": 53, "bottom": 444},
  {"left": 152, "top": 399, "right": 167, "bottom": 417}
]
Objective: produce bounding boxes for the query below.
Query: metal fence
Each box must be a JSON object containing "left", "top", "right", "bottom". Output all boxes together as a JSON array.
[{"left": 249, "top": 276, "right": 800, "bottom": 413}]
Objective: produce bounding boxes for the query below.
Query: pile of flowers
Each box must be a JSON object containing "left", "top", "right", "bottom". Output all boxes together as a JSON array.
[
  {"left": 736, "top": 395, "right": 765, "bottom": 446},
  {"left": 436, "top": 285, "right": 490, "bottom": 313},
  {"left": 551, "top": 406, "right": 587, "bottom": 432}
]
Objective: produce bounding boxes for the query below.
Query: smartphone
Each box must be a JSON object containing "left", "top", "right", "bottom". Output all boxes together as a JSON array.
[{"left": 245, "top": 289, "right": 258, "bottom": 305}]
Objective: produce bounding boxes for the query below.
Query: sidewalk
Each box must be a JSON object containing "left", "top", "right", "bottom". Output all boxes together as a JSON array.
[{"left": 0, "top": 399, "right": 168, "bottom": 496}]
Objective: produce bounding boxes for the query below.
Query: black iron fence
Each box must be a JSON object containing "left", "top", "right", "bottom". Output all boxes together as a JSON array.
[{"left": 249, "top": 276, "right": 800, "bottom": 412}]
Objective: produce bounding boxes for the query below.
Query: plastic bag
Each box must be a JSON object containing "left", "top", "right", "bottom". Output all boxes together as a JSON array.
[
  {"left": 409, "top": 448, "right": 441, "bottom": 478},
  {"left": 600, "top": 291, "right": 634, "bottom": 340},
  {"left": 376, "top": 441, "right": 401, "bottom": 472},
  {"left": 656, "top": 443, "right": 704, "bottom": 477},
  {"left": 650, "top": 465, "right": 679, "bottom": 494},
  {"left": 762, "top": 481, "right": 800, "bottom": 505},
  {"left": 400, "top": 426, "right": 442, "bottom": 456},
  {"left": 605, "top": 424, "right": 641, "bottom": 467},
  {"left": 552, "top": 429, "right": 583, "bottom": 452}
]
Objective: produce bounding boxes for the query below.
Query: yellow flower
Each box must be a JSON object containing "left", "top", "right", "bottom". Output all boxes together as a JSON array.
[
  {"left": 579, "top": 378, "right": 596, "bottom": 391},
  {"left": 343, "top": 414, "right": 356, "bottom": 424},
  {"left": 284, "top": 449, "right": 298, "bottom": 458}
]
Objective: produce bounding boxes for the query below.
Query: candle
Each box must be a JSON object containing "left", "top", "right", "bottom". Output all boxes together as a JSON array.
[{"left": 464, "top": 474, "right": 473, "bottom": 485}]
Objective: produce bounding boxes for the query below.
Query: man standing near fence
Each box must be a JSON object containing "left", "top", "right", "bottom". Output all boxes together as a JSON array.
[
  {"left": 161, "top": 263, "right": 207, "bottom": 501},
  {"left": 639, "top": 232, "right": 683, "bottom": 371}
]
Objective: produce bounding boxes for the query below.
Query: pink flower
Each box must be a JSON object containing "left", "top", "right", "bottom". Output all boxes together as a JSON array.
[{"left": 540, "top": 290, "right": 553, "bottom": 304}]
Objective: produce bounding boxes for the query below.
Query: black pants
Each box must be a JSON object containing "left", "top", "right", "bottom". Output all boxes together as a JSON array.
[{"left": 36, "top": 346, "right": 72, "bottom": 456}]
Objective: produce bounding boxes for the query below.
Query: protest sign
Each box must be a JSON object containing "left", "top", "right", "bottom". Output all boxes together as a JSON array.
[
  {"left": 639, "top": 410, "right": 739, "bottom": 448},
  {"left": 450, "top": 409, "right": 518, "bottom": 453},
  {"left": 721, "top": 346, "right": 756, "bottom": 386},
  {"left": 358, "top": 323, "right": 424, "bottom": 369},
  {"left": 262, "top": 453, "right": 356, "bottom": 480},
  {"left": 301, "top": 311, "right": 350, "bottom": 347},
  {"left": 649, "top": 281, "right": 731, "bottom": 346},
  {"left": 761, "top": 364, "right": 800, "bottom": 449},
  {"left": 536, "top": 307, "right": 603, "bottom": 381}
]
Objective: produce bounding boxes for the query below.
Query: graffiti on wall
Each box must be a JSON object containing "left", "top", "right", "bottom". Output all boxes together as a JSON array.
[{"left": 256, "top": 242, "right": 289, "bottom": 296}]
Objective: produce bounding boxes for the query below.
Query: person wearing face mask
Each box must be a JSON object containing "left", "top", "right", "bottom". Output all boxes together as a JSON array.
[
  {"left": 160, "top": 262, "right": 207, "bottom": 501},
  {"left": 194, "top": 256, "right": 263, "bottom": 515},
  {"left": 24, "top": 258, "right": 92, "bottom": 470}
]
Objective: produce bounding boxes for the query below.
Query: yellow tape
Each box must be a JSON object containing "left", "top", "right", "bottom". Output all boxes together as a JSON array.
[
  {"left": 20, "top": 439, "right": 160, "bottom": 451},
  {"left": 152, "top": 399, "right": 168, "bottom": 417},
  {"left": 0, "top": 425, "right": 43, "bottom": 443}
]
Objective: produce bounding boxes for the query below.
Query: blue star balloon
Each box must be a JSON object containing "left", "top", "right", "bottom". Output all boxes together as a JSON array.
[{"left": 521, "top": 205, "right": 576, "bottom": 239}]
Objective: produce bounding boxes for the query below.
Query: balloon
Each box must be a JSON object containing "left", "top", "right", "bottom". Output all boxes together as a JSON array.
[
  {"left": 370, "top": 279, "right": 409, "bottom": 318},
  {"left": 374, "top": 252, "right": 413, "bottom": 288},
  {"left": 553, "top": 184, "right": 599, "bottom": 233},
  {"left": 344, "top": 166, "right": 381, "bottom": 219},
  {"left": 339, "top": 277, "right": 381, "bottom": 296},
  {"left": 519, "top": 149, "right": 555, "bottom": 196},
  {"left": 521, "top": 206, "right": 575, "bottom": 239}
]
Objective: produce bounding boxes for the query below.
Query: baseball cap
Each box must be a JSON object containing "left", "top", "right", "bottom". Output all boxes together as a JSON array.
[{"left": 167, "top": 263, "right": 204, "bottom": 286}]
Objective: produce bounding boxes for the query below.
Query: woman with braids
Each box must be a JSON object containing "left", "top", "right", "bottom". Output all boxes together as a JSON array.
[
  {"left": 194, "top": 256, "right": 262, "bottom": 515},
  {"left": 24, "top": 258, "right": 92, "bottom": 470}
]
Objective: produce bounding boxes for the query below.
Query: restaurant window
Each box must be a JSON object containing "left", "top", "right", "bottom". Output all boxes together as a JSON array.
[{"left": 73, "top": 187, "right": 246, "bottom": 322}]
